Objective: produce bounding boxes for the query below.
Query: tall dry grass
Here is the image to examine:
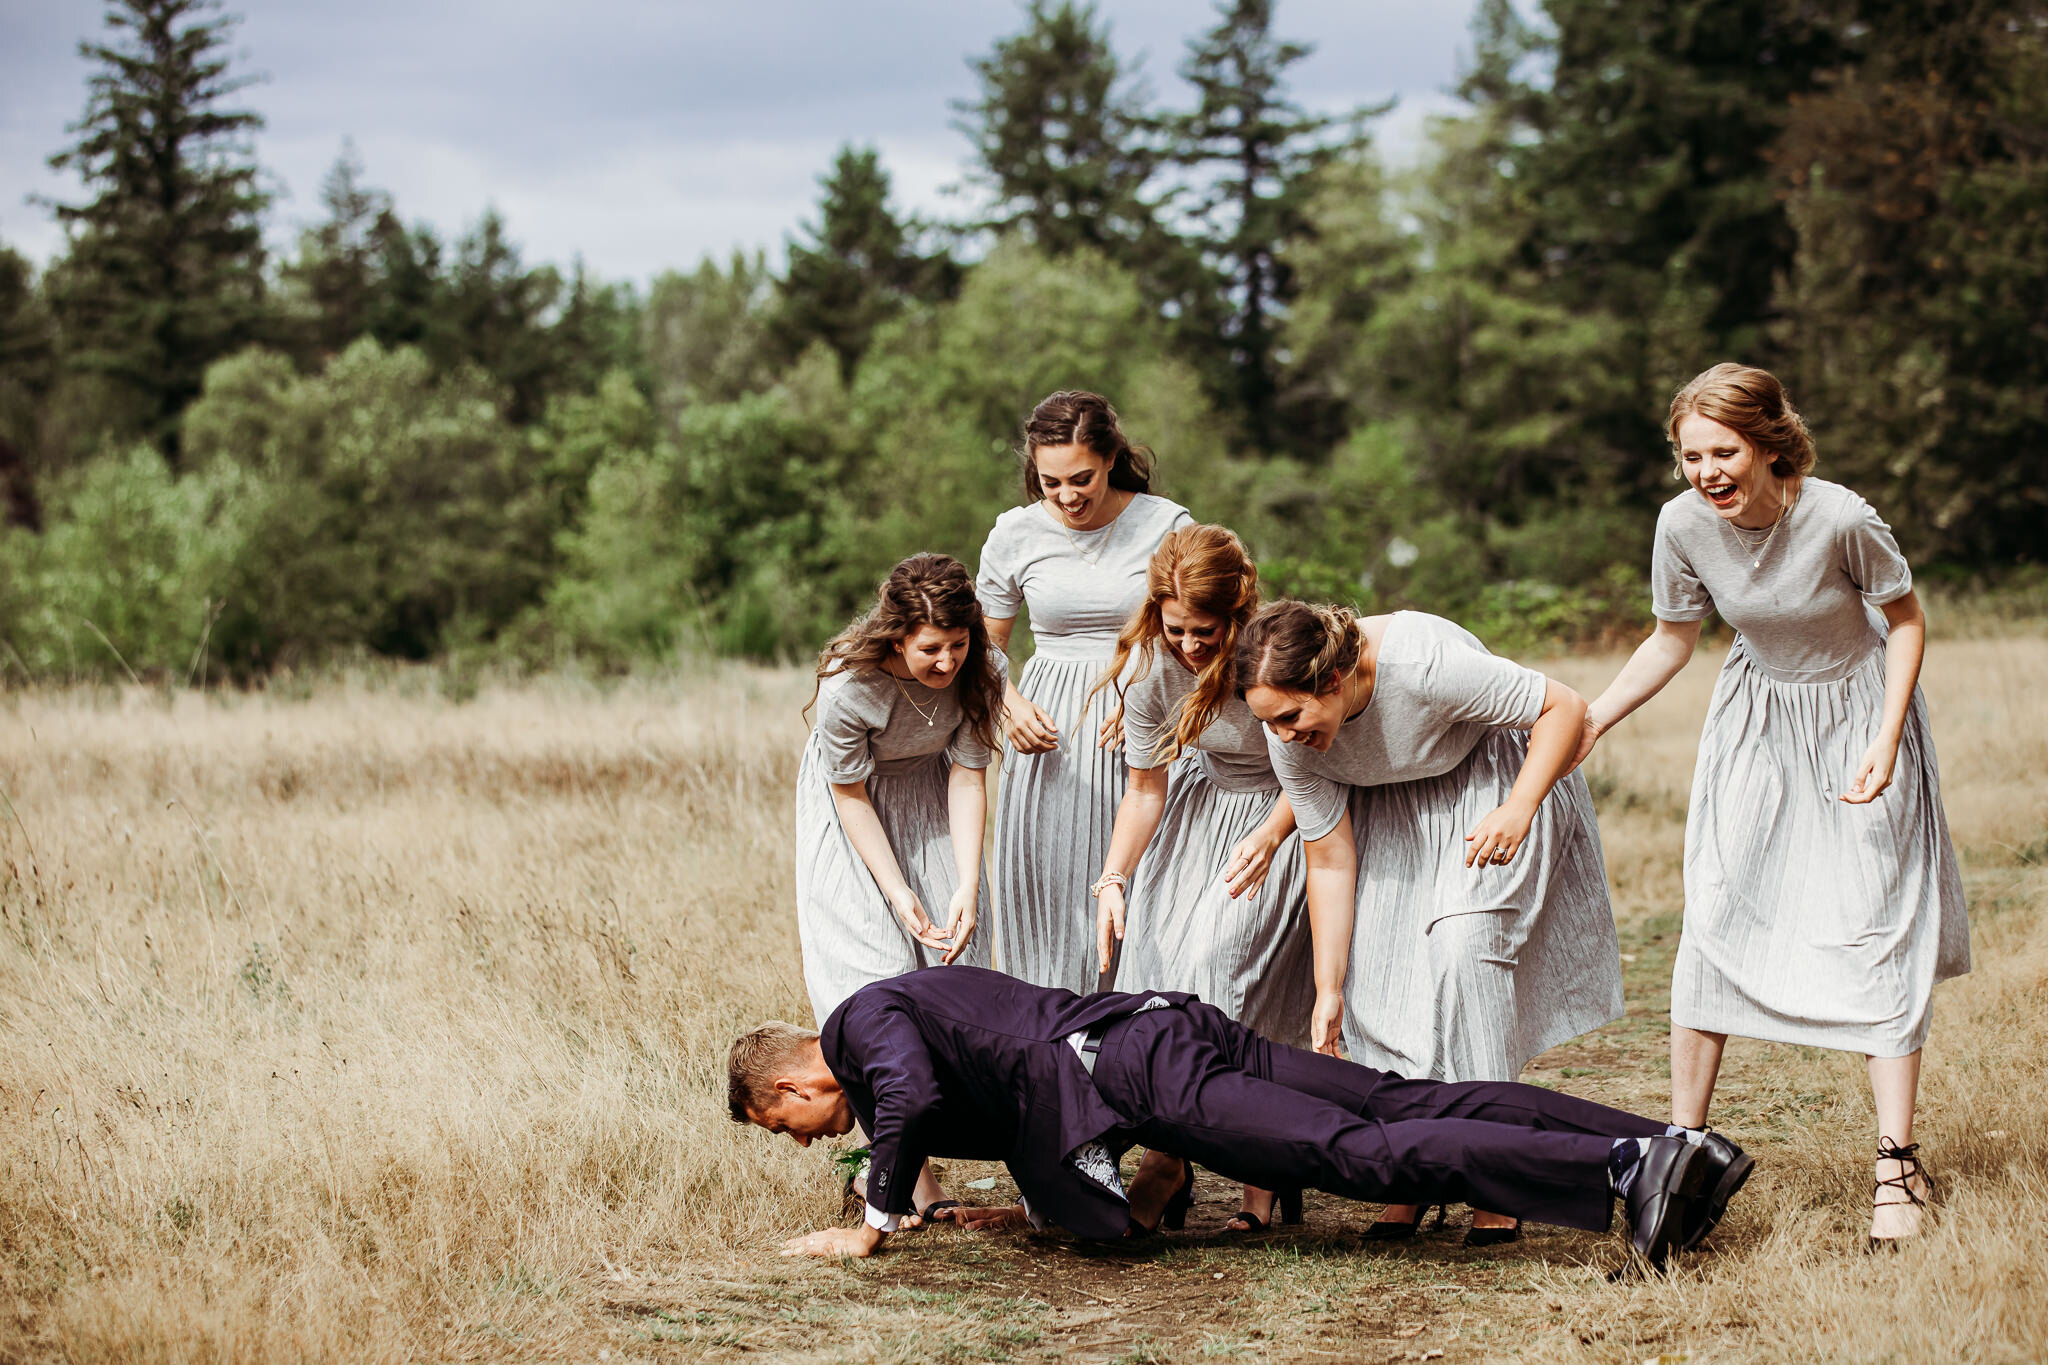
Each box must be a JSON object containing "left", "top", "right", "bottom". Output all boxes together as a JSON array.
[
  {"left": 0, "top": 668, "right": 829, "bottom": 1360},
  {"left": 0, "top": 638, "right": 2042, "bottom": 1363}
]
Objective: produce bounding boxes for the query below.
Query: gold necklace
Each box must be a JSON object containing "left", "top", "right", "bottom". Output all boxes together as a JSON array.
[
  {"left": 1054, "top": 491, "right": 1130, "bottom": 566},
  {"left": 1727, "top": 487, "right": 1796, "bottom": 568},
  {"left": 889, "top": 671, "right": 942, "bottom": 727}
]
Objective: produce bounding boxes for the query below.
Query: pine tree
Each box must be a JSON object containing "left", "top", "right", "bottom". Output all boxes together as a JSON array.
[
  {"left": 1480, "top": 0, "right": 1848, "bottom": 365},
  {"left": 45, "top": 0, "right": 270, "bottom": 464},
  {"left": 282, "top": 140, "right": 394, "bottom": 363},
  {"left": 1771, "top": 0, "right": 2048, "bottom": 561},
  {"left": 955, "top": 1, "right": 1162, "bottom": 259},
  {"left": 441, "top": 209, "right": 563, "bottom": 424},
  {"left": 1168, "top": 0, "right": 1378, "bottom": 450},
  {"left": 775, "top": 145, "right": 957, "bottom": 381},
  {"left": 0, "top": 246, "right": 53, "bottom": 528}
]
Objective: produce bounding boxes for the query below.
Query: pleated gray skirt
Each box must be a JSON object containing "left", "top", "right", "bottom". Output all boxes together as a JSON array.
[
  {"left": 1672, "top": 640, "right": 1969, "bottom": 1055},
  {"left": 793, "top": 736, "right": 991, "bottom": 1025},
  {"left": 1341, "top": 729, "right": 1624, "bottom": 1082},
  {"left": 1116, "top": 758, "right": 1316, "bottom": 1047},
  {"left": 991, "top": 650, "right": 1126, "bottom": 996}
]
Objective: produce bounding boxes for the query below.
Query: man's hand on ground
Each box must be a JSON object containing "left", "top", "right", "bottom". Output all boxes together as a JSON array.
[
  {"left": 780, "top": 1224, "right": 885, "bottom": 1258},
  {"left": 952, "top": 1203, "right": 1029, "bottom": 1232}
]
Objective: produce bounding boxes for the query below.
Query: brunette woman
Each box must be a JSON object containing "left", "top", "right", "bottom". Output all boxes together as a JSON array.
[
  {"left": 798, "top": 553, "right": 1002, "bottom": 1222},
  {"left": 1578, "top": 363, "right": 1968, "bottom": 1248},
  {"left": 1235, "top": 602, "right": 1624, "bottom": 1244},
  {"left": 976, "top": 391, "right": 1191, "bottom": 995},
  {"left": 1091, "top": 524, "right": 1315, "bottom": 1232}
]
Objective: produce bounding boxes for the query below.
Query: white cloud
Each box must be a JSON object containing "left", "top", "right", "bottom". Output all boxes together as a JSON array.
[{"left": 2, "top": 0, "right": 1484, "bottom": 283}]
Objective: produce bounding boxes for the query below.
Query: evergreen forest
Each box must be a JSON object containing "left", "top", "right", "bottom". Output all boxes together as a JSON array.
[{"left": 1, "top": 0, "right": 2043, "bottom": 682}]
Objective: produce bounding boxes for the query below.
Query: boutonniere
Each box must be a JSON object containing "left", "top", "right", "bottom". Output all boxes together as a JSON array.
[{"left": 833, "top": 1145, "right": 872, "bottom": 1183}]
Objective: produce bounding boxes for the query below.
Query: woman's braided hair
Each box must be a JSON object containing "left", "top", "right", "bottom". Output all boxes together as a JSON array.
[{"left": 1232, "top": 599, "right": 1362, "bottom": 699}]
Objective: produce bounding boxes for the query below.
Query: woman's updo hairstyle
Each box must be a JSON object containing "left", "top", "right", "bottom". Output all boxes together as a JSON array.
[
  {"left": 1019, "top": 390, "right": 1155, "bottom": 504},
  {"left": 1667, "top": 363, "right": 1817, "bottom": 480},
  {"left": 1233, "top": 600, "right": 1363, "bottom": 699}
]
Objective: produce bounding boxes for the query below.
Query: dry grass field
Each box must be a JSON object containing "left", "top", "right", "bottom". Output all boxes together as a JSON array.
[{"left": 1, "top": 636, "right": 2044, "bottom": 1364}]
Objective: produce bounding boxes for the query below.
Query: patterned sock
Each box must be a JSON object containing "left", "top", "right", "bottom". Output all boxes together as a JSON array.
[
  {"left": 1665, "top": 1124, "right": 1708, "bottom": 1145},
  {"left": 1609, "top": 1137, "right": 1654, "bottom": 1197}
]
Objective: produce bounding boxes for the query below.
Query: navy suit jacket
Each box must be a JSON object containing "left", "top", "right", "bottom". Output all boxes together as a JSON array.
[{"left": 820, "top": 966, "right": 1195, "bottom": 1240}]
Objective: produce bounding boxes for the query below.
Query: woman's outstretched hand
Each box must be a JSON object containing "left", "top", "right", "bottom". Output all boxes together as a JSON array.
[
  {"left": 940, "top": 883, "right": 978, "bottom": 964},
  {"left": 1097, "top": 703, "right": 1124, "bottom": 751},
  {"left": 887, "top": 888, "right": 952, "bottom": 952},
  {"left": 1310, "top": 991, "right": 1344, "bottom": 1057},
  {"left": 1222, "top": 829, "right": 1281, "bottom": 900},
  {"left": 1568, "top": 714, "right": 1603, "bottom": 774},
  {"left": 1002, "top": 698, "right": 1060, "bottom": 754},
  {"left": 1465, "top": 798, "right": 1536, "bottom": 869},
  {"left": 1842, "top": 737, "right": 1900, "bottom": 804},
  {"left": 1095, "top": 883, "right": 1126, "bottom": 975}
]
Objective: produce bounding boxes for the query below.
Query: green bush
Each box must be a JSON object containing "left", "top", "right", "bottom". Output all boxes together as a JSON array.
[
  {"left": 183, "top": 339, "right": 537, "bottom": 670},
  {"left": 0, "top": 445, "right": 243, "bottom": 681}
]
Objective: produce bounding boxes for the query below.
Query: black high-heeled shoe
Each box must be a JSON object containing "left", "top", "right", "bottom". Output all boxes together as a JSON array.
[
  {"left": 1223, "top": 1186, "right": 1304, "bottom": 1233},
  {"left": 1362, "top": 1202, "right": 1446, "bottom": 1242},
  {"left": 1462, "top": 1218, "right": 1520, "bottom": 1248},
  {"left": 1868, "top": 1138, "right": 1931, "bottom": 1252},
  {"left": 1131, "top": 1156, "right": 1198, "bottom": 1234},
  {"left": 1160, "top": 1158, "right": 1197, "bottom": 1231}
]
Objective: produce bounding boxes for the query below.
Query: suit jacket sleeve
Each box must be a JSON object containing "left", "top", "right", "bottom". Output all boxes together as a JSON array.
[{"left": 845, "top": 997, "right": 942, "bottom": 1220}]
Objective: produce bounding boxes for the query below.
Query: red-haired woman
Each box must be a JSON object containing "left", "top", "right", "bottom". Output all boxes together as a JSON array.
[
  {"left": 1091, "top": 525, "right": 1315, "bottom": 1232},
  {"left": 1234, "top": 602, "right": 1625, "bottom": 1245},
  {"left": 1578, "top": 363, "right": 1968, "bottom": 1248},
  {"left": 798, "top": 553, "right": 1003, "bottom": 1224},
  {"left": 976, "top": 392, "right": 1191, "bottom": 995}
]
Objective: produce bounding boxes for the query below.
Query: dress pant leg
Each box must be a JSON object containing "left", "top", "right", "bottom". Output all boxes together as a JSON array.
[
  {"left": 1097, "top": 1007, "right": 1620, "bottom": 1231},
  {"left": 1198, "top": 1002, "right": 1668, "bottom": 1142}
]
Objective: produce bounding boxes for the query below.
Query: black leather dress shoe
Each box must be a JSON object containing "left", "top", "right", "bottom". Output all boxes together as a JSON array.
[
  {"left": 1677, "top": 1131, "right": 1754, "bottom": 1252},
  {"left": 1625, "top": 1135, "right": 1707, "bottom": 1269}
]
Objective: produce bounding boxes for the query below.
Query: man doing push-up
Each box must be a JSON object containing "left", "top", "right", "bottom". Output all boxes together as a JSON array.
[{"left": 728, "top": 966, "right": 1752, "bottom": 1265}]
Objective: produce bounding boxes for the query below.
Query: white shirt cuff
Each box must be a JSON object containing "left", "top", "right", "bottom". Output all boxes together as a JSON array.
[
  {"left": 864, "top": 1202, "right": 900, "bottom": 1233},
  {"left": 1019, "top": 1194, "right": 1044, "bottom": 1230}
]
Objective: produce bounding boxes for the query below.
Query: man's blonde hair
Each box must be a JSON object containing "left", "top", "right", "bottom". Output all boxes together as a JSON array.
[{"left": 726, "top": 1021, "right": 820, "bottom": 1123}]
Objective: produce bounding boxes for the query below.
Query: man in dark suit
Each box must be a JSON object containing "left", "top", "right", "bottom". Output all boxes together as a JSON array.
[{"left": 729, "top": 967, "right": 1750, "bottom": 1267}]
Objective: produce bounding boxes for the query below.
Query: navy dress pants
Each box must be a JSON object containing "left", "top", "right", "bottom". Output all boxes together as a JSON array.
[{"left": 1090, "top": 1002, "right": 1668, "bottom": 1231}]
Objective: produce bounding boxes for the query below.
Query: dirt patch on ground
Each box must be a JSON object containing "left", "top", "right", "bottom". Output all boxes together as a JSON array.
[{"left": 594, "top": 1166, "right": 1643, "bottom": 1362}]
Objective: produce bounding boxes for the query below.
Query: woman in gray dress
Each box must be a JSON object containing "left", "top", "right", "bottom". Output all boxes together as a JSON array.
[
  {"left": 1090, "top": 524, "right": 1315, "bottom": 1232},
  {"left": 977, "top": 391, "right": 1191, "bottom": 995},
  {"left": 797, "top": 553, "right": 1002, "bottom": 1221},
  {"left": 1578, "top": 363, "right": 1969, "bottom": 1247},
  {"left": 1235, "top": 601, "right": 1624, "bottom": 1244}
]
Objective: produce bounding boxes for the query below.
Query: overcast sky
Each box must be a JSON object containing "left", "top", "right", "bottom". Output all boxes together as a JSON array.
[{"left": 1, "top": 1, "right": 1485, "bottom": 286}]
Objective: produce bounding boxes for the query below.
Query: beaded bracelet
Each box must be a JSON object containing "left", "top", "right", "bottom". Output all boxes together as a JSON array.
[{"left": 1089, "top": 871, "right": 1128, "bottom": 898}]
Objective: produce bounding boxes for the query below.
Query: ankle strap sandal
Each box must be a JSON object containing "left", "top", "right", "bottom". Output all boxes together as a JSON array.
[{"left": 1868, "top": 1137, "right": 1930, "bottom": 1252}]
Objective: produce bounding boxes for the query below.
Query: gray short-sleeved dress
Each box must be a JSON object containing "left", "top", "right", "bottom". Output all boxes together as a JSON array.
[
  {"left": 1268, "top": 611, "right": 1624, "bottom": 1082},
  {"left": 1652, "top": 479, "right": 1969, "bottom": 1056},
  {"left": 794, "top": 667, "right": 994, "bottom": 1023},
  {"left": 976, "top": 493, "right": 1193, "bottom": 994},
  {"left": 1112, "top": 652, "right": 1315, "bottom": 1046}
]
